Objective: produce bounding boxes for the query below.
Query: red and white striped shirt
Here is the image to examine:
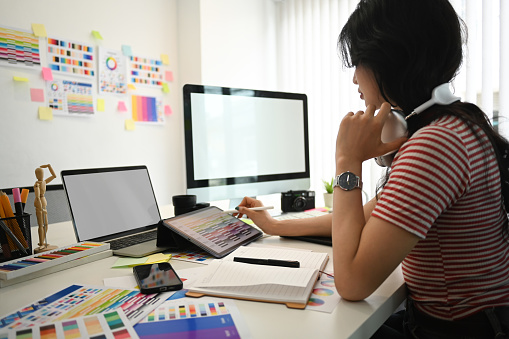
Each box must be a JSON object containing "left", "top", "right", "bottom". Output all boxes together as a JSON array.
[{"left": 372, "top": 115, "right": 509, "bottom": 320}]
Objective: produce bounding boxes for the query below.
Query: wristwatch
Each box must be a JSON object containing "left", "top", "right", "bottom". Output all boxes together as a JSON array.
[{"left": 333, "top": 171, "right": 362, "bottom": 191}]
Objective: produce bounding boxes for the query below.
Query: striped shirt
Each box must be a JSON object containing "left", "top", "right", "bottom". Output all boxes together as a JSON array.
[{"left": 372, "top": 115, "right": 509, "bottom": 320}]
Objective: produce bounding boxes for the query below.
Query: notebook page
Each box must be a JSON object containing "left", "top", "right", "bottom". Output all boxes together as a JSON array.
[
  {"left": 194, "top": 261, "right": 316, "bottom": 287},
  {"left": 223, "top": 246, "right": 328, "bottom": 270}
]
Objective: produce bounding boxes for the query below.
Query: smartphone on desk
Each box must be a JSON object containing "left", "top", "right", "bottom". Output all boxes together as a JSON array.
[{"left": 133, "top": 263, "right": 183, "bottom": 294}]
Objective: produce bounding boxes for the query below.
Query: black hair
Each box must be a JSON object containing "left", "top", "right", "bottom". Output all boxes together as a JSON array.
[{"left": 338, "top": 0, "right": 509, "bottom": 212}]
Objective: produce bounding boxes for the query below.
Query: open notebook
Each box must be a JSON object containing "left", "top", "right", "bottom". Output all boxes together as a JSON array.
[{"left": 186, "top": 246, "right": 329, "bottom": 309}]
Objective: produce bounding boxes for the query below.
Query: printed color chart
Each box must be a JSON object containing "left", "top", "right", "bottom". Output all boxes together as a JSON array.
[
  {"left": 136, "top": 299, "right": 244, "bottom": 339},
  {"left": 47, "top": 80, "right": 94, "bottom": 116},
  {"left": 0, "top": 309, "right": 139, "bottom": 339},
  {"left": 0, "top": 25, "right": 40, "bottom": 68},
  {"left": 0, "top": 242, "right": 108, "bottom": 280},
  {"left": 47, "top": 37, "right": 95, "bottom": 77},
  {"left": 98, "top": 47, "right": 127, "bottom": 95},
  {"left": 1, "top": 284, "right": 166, "bottom": 329},
  {"left": 128, "top": 55, "right": 163, "bottom": 87},
  {"left": 131, "top": 95, "right": 163, "bottom": 123}
]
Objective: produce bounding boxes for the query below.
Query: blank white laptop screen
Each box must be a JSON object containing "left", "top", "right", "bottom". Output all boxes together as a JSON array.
[{"left": 61, "top": 166, "right": 161, "bottom": 241}]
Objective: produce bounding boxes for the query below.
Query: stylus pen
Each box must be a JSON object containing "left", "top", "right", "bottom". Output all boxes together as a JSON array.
[
  {"left": 233, "top": 256, "right": 300, "bottom": 268},
  {"left": 222, "top": 206, "right": 274, "bottom": 214}
]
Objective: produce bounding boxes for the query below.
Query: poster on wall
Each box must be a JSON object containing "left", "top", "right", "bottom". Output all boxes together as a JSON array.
[
  {"left": 98, "top": 47, "right": 127, "bottom": 95},
  {"left": 46, "top": 79, "right": 95, "bottom": 116},
  {"left": 0, "top": 25, "right": 41, "bottom": 69},
  {"left": 131, "top": 95, "right": 164, "bottom": 124},
  {"left": 46, "top": 36, "right": 95, "bottom": 78},
  {"left": 128, "top": 54, "right": 164, "bottom": 87}
]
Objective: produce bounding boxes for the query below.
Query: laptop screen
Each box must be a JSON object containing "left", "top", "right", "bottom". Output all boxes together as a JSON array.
[{"left": 61, "top": 166, "right": 161, "bottom": 242}]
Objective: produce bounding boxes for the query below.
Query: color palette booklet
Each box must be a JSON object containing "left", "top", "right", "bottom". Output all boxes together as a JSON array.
[
  {"left": 186, "top": 246, "right": 329, "bottom": 308},
  {"left": 0, "top": 284, "right": 168, "bottom": 330},
  {"left": 0, "top": 308, "right": 139, "bottom": 339}
]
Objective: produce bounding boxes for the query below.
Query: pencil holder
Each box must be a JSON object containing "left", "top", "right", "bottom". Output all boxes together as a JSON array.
[{"left": 0, "top": 213, "right": 32, "bottom": 262}]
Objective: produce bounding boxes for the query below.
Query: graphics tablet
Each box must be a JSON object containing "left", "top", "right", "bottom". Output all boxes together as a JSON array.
[{"left": 161, "top": 206, "right": 263, "bottom": 258}]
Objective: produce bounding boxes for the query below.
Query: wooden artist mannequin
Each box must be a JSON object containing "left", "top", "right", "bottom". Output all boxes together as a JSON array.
[{"left": 34, "top": 164, "right": 58, "bottom": 253}]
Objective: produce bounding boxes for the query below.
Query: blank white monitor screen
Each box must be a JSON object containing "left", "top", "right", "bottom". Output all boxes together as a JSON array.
[{"left": 183, "top": 85, "right": 310, "bottom": 203}]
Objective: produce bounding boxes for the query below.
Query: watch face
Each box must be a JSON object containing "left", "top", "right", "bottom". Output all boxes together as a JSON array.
[{"left": 338, "top": 172, "right": 357, "bottom": 190}]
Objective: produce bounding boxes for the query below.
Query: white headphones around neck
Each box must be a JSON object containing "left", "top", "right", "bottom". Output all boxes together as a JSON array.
[{"left": 374, "top": 83, "right": 461, "bottom": 167}]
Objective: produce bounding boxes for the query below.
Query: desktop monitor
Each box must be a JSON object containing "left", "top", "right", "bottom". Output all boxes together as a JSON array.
[{"left": 183, "top": 84, "right": 310, "bottom": 207}]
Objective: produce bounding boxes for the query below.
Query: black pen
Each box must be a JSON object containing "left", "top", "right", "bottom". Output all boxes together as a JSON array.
[{"left": 233, "top": 257, "right": 300, "bottom": 268}]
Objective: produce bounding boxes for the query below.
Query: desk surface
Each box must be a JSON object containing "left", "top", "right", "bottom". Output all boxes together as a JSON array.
[{"left": 0, "top": 213, "right": 406, "bottom": 339}]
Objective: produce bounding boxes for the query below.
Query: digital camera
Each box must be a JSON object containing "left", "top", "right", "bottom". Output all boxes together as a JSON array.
[{"left": 281, "top": 190, "right": 315, "bottom": 212}]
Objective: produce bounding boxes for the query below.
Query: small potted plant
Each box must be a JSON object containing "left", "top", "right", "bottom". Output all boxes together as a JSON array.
[{"left": 322, "top": 177, "right": 333, "bottom": 208}]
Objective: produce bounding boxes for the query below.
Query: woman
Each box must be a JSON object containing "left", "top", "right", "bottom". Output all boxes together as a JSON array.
[{"left": 237, "top": 0, "right": 509, "bottom": 337}]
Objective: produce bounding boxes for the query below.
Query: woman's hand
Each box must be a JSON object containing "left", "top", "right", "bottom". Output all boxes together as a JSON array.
[
  {"left": 235, "top": 197, "right": 277, "bottom": 235},
  {"left": 335, "top": 102, "right": 407, "bottom": 165}
]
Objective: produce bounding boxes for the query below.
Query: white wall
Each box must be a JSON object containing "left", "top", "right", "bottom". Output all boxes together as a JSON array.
[
  {"left": 0, "top": 0, "right": 181, "bottom": 205},
  {"left": 0, "top": 0, "right": 278, "bottom": 206}
]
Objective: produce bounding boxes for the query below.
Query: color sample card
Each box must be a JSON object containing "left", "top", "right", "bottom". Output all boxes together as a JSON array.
[
  {"left": 1, "top": 284, "right": 167, "bottom": 330},
  {"left": 98, "top": 47, "right": 127, "bottom": 95},
  {"left": 128, "top": 55, "right": 163, "bottom": 87},
  {"left": 305, "top": 272, "right": 341, "bottom": 313},
  {"left": 169, "top": 250, "right": 215, "bottom": 264},
  {"left": 135, "top": 299, "right": 250, "bottom": 339},
  {"left": 47, "top": 36, "right": 95, "bottom": 78},
  {"left": 0, "top": 242, "right": 107, "bottom": 280},
  {"left": 131, "top": 95, "right": 163, "bottom": 123},
  {"left": 46, "top": 79, "right": 94, "bottom": 116},
  {"left": 0, "top": 25, "right": 40, "bottom": 68},
  {"left": 0, "top": 309, "right": 139, "bottom": 339}
]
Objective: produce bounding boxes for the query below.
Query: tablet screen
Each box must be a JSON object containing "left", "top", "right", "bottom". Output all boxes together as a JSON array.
[{"left": 162, "top": 206, "right": 263, "bottom": 258}]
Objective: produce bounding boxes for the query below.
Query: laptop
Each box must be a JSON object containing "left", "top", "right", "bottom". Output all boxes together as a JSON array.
[{"left": 61, "top": 165, "right": 172, "bottom": 257}]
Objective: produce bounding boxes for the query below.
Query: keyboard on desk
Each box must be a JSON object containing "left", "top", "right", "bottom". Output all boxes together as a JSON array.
[{"left": 108, "top": 230, "right": 158, "bottom": 250}]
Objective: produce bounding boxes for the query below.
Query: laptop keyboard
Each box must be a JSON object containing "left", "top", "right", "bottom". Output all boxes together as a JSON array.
[{"left": 108, "top": 230, "right": 158, "bottom": 250}]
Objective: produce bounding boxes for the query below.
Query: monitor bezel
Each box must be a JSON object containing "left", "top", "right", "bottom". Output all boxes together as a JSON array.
[{"left": 183, "top": 84, "right": 310, "bottom": 198}]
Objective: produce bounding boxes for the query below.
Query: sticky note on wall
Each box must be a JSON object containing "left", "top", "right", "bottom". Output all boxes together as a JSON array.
[
  {"left": 42, "top": 67, "right": 53, "bottom": 81},
  {"left": 125, "top": 119, "right": 135, "bottom": 131},
  {"left": 30, "top": 88, "right": 44, "bottom": 102},
  {"left": 91, "top": 30, "right": 103, "bottom": 40},
  {"left": 13, "top": 76, "right": 29, "bottom": 82},
  {"left": 31, "top": 23, "right": 47, "bottom": 37},
  {"left": 97, "top": 99, "right": 105, "bottom": 112},
  {"left": 38, "top": 107, "right": 53, "bottom": 120},
  {"left": 118, "top": 101, "right": 127, "bottom": 112}
]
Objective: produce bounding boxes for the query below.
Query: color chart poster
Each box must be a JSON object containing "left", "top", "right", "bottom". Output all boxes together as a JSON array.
[
  {"left": 98, "top": 47, "right": 127, "bottom": 95},
  {"left": 46, "top": 79, "right": 95, "bottom": 116},
  {"left": 47, "top": 36, "right": 95, "bottom": 78},
  {"left": 128, "top": 55, "right": 164, "bottom": 87},
  {"left": 0, "top": 309, "right": 139, "bottom": 339},
  {"left": 131, "top": 95, "right": 164, "bottom": 124},
  {"left": 0, "top": 25, "right": 40, "bottom": 68}
]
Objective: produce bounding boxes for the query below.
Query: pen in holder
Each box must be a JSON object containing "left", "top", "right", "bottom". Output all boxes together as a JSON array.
[{"left": 0, "top": 213, "right": 32, "bottom": 262}]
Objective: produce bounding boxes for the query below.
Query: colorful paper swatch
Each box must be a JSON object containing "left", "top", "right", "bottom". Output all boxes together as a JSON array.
[
  {"left": 47, "top": 37, "right": 95, "bottom": 77},
  {"left": 46, "top": 80, "right": 94, "bottom": 116},
  {"left": 136, "top": 299, "right": 247, "bottom": 339},
  {"left": 0, "top": 25, "right": 40, "bottom": 68},
  {"left": 128, "top": 55, "right": 164, "bottom": 87},
  {"left": 99, "top": 47, "right": 127, "bottom": 95},
  {"left": 1, "top": 284, "right": 166, "bottom": 330},
  {"left": 0, "top": 309, "right": 139, "bottom": 339},
  {"left": 131, "top": 95, "right": 163, "bottom": 123}
]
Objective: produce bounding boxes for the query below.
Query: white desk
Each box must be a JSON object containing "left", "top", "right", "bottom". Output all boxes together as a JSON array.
[{"left": 0, "top": 215, "right": 406, "bottom": 339}]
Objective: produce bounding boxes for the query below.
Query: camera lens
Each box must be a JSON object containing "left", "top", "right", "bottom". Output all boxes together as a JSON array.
[{"left": 292, "top": 196, "right": 307, "bottom": 211}]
